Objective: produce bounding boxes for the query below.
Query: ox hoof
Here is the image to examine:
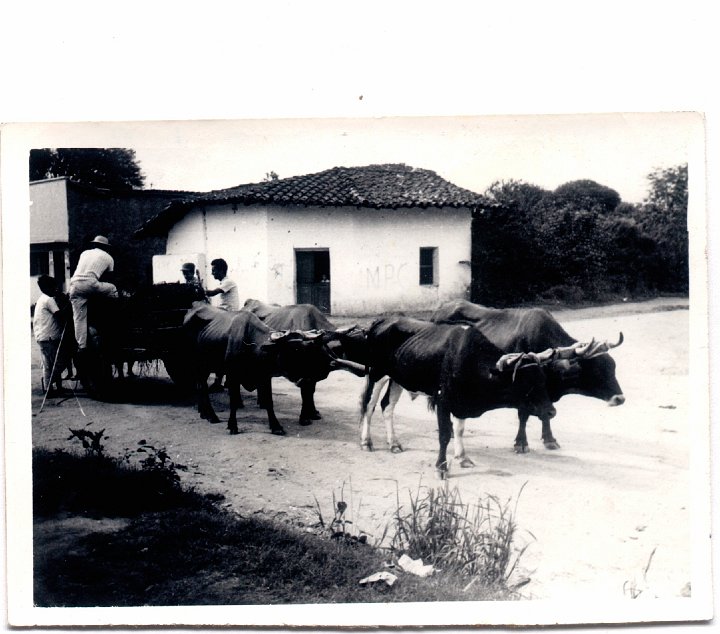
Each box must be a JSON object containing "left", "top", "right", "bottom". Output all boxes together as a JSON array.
[
  {"left": 544, "top": 440, "right": 561, "bottom": 450},
  {"left": 436, "top": 469, "right": 448, "bottom": 481},
  {"left": 514, "top": 444, "right": 529, "bottom": 454},
  {"left": 271, "top": 427, "right": 287, "bottom": 436},
  {"left": 360, "top": 442, "right": 374, "bottom": 452},
  {"left": 390, "top": 444, "right": 404, "bottom": 454},
  {"left": 208, "top": 418, "right": 222, "bottom": 425},
  {"left": 299, "top": 418, "right": 314, "bottom": 427},
  {"left": 228, "top": 428, "right": 239, "bottom": 435},
  {"left": 458, "top": 457, "right": 475, "bottom": 468},
  {"left": 302, "top": 410, "right": 322, "bottom": 421}
]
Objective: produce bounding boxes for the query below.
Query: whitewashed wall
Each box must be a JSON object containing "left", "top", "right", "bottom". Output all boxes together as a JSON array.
[
  {"left": 30, "top": 178, "right": 69, "bottom": 244},
  {"left": 265, "top": 205, "right": 471, "bottom": 315},
  {"left": 166, "top": 204, "right": 269, "bottom": 301},
  {"left": 164, "top": 203, "right": 472, "bottom": 315},
  {"left": 152, "top": 253, "right": 207, "bottom": 285}
]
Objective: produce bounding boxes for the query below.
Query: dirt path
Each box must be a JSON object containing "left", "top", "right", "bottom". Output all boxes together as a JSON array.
[{"left": 30, "top": 299, "right": 694, "bottom": 601}]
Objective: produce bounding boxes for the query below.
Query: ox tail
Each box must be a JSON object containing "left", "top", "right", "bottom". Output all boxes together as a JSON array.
[{"left": 427, "top": 393, "right": 438, "bottom": 412}]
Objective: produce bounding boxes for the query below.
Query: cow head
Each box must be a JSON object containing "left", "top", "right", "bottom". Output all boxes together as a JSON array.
[
  {"left": 551, "top": 333, "right": 625, "bottom": 405},
  {"left": 323, "top": 325, "right": 369, "bottom": 369},
  {"left": 495, "top": 350, "right": 557, "bottom": 419},
  {"left": 265, "top": 329, "right": 366, "bottom": 385}
]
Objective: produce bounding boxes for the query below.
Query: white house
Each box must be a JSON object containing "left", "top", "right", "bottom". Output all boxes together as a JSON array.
[{"left": 136, "top": 164, "right": 490, "bottom": 316}]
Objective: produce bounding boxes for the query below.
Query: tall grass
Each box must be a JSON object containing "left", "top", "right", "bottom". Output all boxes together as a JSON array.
[{"left": 390, "top": 481, "right": 531, "bottom": 589}]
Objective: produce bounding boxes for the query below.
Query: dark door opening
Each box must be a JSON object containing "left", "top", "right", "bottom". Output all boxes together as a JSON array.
[{"left": 296, "top": 250, "right": 330, "bottom": 313}]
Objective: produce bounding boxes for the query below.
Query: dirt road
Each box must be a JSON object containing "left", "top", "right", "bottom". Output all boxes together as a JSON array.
[{"left": 30, "top": 299, "right": 697, "bottom": 601}]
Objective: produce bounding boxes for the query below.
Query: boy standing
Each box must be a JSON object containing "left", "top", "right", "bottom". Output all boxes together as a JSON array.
[{"left": 33, "top": 275, "right": 69, "bottom": 396}]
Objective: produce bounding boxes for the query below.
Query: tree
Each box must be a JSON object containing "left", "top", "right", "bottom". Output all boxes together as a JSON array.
[
  {"left": 484, "top": 179, "right": 549, "bottom": 212},
  {"left": 30, "top": 148, "right": 145, "bottom": 190},
  {"left": 551, "top": 179, "right": 621, "bottom": 215},
  {"left": 634, "top": 164, "right": 689, "bottom": 293}
]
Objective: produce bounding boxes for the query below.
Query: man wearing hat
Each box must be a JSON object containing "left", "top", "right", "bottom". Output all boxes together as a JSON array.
[
  {"left": 181, "top": 262, "right": 207, "bottom": 301},
  {"left": 68, "top": 235, "right": 118, "bottom": 352},
  {"left": 180, "top": 262, "right": 197, "bottom": 284}
]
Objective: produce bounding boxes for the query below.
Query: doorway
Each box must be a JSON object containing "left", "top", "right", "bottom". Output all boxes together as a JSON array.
[{"left": 295, "top": 249, "right": 330, "bottom": 313}]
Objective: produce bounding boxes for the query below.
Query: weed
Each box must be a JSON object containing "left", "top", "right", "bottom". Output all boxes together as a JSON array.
[
  {"left": 390, "top": 481, "right": 531, "bottom": 589},
  {"left": 623, "top": 547, "right": 658, "bottom": 598},
  {"left": 122, "top": 439, "right": 187, "bottom": 489},
  {"left": 313, "top": 482, "right": 370, "bottom": 547},
  {"left": 67, "top": 427, "right": 107, "bottom": 457}
]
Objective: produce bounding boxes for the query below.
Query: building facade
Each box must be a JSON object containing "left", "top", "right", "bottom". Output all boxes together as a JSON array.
[{"left": 138, "top": 164, "right": 489, "bottom": 316}]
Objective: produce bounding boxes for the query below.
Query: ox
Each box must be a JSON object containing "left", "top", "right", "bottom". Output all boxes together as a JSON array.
[
  {"left": 359, "top": 316, "right": 558, "bottom": 478},
  {"left": 430, "top": 299, "right": 624, "bottom": 452},
  {"left": 183, "top": 302, "right": 361, "bottom": 436},
  {"left": 243, "top": 299, "right": 367, "bottom": 425}
]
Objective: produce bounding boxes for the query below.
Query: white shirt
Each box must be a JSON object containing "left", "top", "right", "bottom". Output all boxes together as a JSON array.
[
  {"left": 73, "top": 247, "right": 114, "bottom": 279},
  {"left": 33, "top": 293, "right": 61, "bottom": 341},
  {"left": 214, "top": 277, "right": 239, "bottom": 311}
]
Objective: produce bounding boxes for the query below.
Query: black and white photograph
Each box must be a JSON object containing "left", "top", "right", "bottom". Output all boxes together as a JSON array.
[
  {"left": 1, "top": 111, "right": 710, "bottom": 627},
  {"left": 0, "top": 2, "right": 716, "bottom": 631}
]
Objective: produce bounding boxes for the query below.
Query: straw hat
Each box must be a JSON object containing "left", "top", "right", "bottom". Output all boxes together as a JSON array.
[{"left": 91, "top": 235, "right": 111, "bottom": 246}]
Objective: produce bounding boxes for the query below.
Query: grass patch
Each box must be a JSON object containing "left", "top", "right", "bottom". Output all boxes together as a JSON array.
[
  {"left": 33, "top": 448, "right": 518, "bottom": 606},
  {"left": 391, "top": 483, "right": 530, "bottom": 590}
]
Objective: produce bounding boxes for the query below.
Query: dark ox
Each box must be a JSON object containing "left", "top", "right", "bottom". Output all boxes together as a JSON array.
[
  {"left": 430, "top": 299, "right": 625, "bottom": 452},
  {"left": 359, "top": 316, "right": 558, "bottom": 478},
  {"left": 183, "top": 302, "right": 361, "bottom": 436},
  {"left": 243, "top": 299, "right": 367, "bottom": 425}
]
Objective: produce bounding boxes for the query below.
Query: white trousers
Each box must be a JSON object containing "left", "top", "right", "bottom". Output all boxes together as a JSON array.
[{"left": 69, "top": 276, "right": 118, "bottom": 348}]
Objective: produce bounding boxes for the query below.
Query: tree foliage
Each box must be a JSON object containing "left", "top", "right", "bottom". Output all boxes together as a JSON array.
[
  {"left": 633, "top": 164, "right": 689, "bottom": 292},
  {"left": 30, "top": 148, "right": 145, "bottom": 191},
  {"left": 472, "top": 166, "right": 688, "bottom": 305},
  {"left": 551, "top": 179, "right": 621, "bottom": 214}
]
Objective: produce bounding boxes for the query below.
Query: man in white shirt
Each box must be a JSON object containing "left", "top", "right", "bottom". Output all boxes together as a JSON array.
[
  {"left": 205, "top": 258, "right": 239, "bottom": 392},
  {"left": 206, "top": 258, "right": 239, "bottom": 311},
  {"left": 33, "top": 275, "right": 70, "bottom": 396},
  {"left": 68, "top": 235, "right": 119, "bottom": 351}
]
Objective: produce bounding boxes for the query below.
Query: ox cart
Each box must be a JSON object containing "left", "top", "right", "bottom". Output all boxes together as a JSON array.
[{"left": 81, "top": 283, "right": 204, "bottom": 399}]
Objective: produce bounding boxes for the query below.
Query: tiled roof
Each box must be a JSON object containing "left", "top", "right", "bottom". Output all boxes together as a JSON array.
[{"left": 135, "top": 163, "right": 492, "bottom": 237}]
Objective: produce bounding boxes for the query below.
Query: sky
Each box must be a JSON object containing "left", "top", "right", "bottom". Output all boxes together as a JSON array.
[
  {"left": 117, "top": 113, "right": 698, "bottom": 204},
  {"left": 11, "top": 113, "right": 700, "bottom": 205}
]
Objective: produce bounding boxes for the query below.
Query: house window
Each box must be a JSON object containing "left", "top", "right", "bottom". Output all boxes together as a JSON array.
[
  {"left": 419, "top": 247, "right": 438, "bottom": 286},
  {"left": 30, "top": 251, "right": 49, "bottom": 276}
]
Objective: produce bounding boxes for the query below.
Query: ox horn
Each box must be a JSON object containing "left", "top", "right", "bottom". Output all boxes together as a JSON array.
[
  {"left": 496, "top": 352, "right": 525, "bottom": 372},
  {"left": 609, "top": 332, "right": 624, "bottom": 348},
  {"left": 330, "top": 357, "right": 367, "bottom": 377},
  {"left": 531, "top": 347, "right": 556, "bottom": 364},
  {"left": 574, "top": 338, "right": 596, "bottom": 357}
]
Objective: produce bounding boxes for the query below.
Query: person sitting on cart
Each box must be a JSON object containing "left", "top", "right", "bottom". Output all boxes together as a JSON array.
[
  {"left": 33, "top": 275, "right": 71, "bottom": 397},
  {"left": 69, "top": 235, "right": 119, "bottom": 374}
]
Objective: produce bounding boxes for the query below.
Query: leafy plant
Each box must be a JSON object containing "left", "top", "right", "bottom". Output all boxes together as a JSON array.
[
  {"left": 122, "top": 439, "right": 187, "bottom": 488},
  {"left": 67, "top": 427, "right": 107, "bottom": 457}
]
